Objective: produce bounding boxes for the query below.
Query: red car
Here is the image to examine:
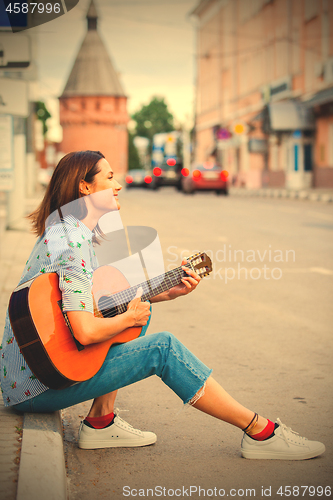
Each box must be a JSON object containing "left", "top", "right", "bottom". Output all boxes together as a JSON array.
[
  {"left": 181, "top": 163, "right": 229, "bottom": 195},
  {"left": 125, "top": 169, "right": 152, "bottom": 188}
]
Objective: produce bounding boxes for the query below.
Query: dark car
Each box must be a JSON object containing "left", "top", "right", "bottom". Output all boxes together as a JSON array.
[
  {"left": 181, "top": 163, "right": 229, "bottom": 195},
  {"left": 149, "top": 159, "right": 183, "bottom": 191},
  {"left": 125, "top": 169, "right": 153, "bottom": 188}
]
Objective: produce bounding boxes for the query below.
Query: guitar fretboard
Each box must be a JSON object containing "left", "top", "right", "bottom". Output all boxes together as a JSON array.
[{"left": 99, "top": 263, "right": 192, "bottom": 315}]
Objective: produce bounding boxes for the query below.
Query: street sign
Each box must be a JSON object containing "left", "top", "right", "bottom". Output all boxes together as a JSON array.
[
  {"left": 216, "top": 128, "right": 231, "bottom": 140},
  {"left": 0, "top": 77, "right": 28, "bottom": 116},
  {"left": 233, "top": 122, "right": 247, "bottom": 135}
]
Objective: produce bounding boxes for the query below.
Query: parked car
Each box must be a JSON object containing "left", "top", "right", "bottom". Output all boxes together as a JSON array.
[
  {"left": 150, "top": 159, "right": 183, "bottom": 191},
  {"left": 125, "top": 169, "right": 152, "bottom": 188},
  {"left": 181, "top": 163, "right": 229, "bottom": 195}
]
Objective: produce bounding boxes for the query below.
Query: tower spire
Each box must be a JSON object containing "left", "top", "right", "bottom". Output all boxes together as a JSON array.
[
  {"left": 60, "top": 0, "right": 125, "bottom": 97},
  {"left": 87, "top": 0, "right": 98, "bottom": 31}
]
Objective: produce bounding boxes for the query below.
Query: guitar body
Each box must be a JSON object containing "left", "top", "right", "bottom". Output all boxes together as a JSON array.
[
  {"left": 9, "top": 266, "right": 143, "bottom": 390},
  {"left": 9, "top": 252, "right": 212, "bottom": 390}
]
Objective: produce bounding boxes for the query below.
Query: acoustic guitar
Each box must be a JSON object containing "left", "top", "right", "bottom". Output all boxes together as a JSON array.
[{"left": 9, "top": 252, "right": 212, "bottom": 390}]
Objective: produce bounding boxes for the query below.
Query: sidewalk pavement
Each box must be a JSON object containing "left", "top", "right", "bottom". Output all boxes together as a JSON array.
[
  {"left": 0, "top": 196, "right": 67, "bottom": 500},
  {"left": 229, "top": 186, "right": 333, "bottom": 202}
]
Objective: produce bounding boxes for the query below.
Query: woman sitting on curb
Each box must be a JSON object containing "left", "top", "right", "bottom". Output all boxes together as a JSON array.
[{"left": 0, "top": 150, "right": 325, "bottom": 460}]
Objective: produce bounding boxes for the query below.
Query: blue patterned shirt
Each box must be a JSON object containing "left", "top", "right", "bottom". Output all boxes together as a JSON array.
[{"left": 0, "top": 215, "right": 98, "bottom": 406}]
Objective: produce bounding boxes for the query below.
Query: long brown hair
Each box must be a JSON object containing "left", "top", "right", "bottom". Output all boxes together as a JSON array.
[{"left": 28, "top": 150, "right": 105, "bottom": 236}]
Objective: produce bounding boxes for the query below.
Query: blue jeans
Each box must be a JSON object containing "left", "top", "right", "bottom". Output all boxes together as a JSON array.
[{"left": 14, "top": 331, "right": 212, "bottom": 413}]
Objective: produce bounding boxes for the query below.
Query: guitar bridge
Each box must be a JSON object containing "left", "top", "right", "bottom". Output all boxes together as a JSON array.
[{"left": 57, "top": 300, "right": 85, "bottom": 352}]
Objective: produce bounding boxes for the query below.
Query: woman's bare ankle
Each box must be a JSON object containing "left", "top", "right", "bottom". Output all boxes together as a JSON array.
[
  {"left": 87, "top": 400, "right": 115, "bottom": 418},
  {"left": 247, "top": 415, "right": 268, "bottom": 435}
]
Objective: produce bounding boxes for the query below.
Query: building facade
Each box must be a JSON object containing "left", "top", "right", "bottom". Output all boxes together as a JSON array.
[
  {"left": 59, "top": 0, "right": 128, "bottom": 176},
  {"left": 192, "top": 0, "right": 333, "bottom": 189}
]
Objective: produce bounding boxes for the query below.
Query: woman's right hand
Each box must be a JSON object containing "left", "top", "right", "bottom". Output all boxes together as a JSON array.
[
  {"left": 68, "top": 288, "right": 151, "bottom": 345},
  {"left": 127, "top": 287, "right": 151, "bottom": 326}
]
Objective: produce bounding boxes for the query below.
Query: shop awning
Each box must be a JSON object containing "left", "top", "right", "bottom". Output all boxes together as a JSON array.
[
  {"left": 304, "top": 87, "right": 333, "bottom": 107},
  {"left": 267, "top": 100, "right": 315, "bottom": 131}
]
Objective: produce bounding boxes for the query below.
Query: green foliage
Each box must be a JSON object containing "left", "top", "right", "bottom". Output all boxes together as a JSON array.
[
  {"left": 131, "top": 97, "right": 174, "bottom": 151},
  {"left": 128, "top": 131, "right": 142, "bottom": 171},
  {"left": 35, "top": 101, "right": 51, "bottom": 136}
]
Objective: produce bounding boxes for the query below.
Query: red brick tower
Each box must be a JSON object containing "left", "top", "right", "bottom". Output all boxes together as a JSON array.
[{"left": 59, "top": 0, "right": 128, "bottom": 175}]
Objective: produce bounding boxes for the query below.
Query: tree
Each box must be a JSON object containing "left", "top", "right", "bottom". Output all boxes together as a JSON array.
[
  {"left": 128, "top": 131, "right": 142, "bottom": 171},
  {"left": 35, "top": 101, "right": 51, "bottom": 135},
  {"left": 131, "top": 97, "right": 174, "bottom": 151}
]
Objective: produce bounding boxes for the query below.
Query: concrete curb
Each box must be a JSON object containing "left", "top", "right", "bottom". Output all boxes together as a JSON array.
[
  {"left": 17, "top": 411, "right": 67, "bottom": 500},
  {"left": 0, "top": 402, "right": 23, "bottom": 500},
  {"left": 229, "top": 187, "right": 333, "bottom": 202}
]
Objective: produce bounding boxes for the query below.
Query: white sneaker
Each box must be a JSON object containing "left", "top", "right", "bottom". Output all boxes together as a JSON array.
[
  {"left": 241, "top": 418, "right": 325, "bottom": 460},
  {"left": 78, "top": 413, "right": 157, "bottom": 450}
]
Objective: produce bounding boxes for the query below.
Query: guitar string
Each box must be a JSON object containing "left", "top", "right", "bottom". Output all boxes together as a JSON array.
[
  {"left": 98, "top": 255, "right": 211, "bottom": 319},
  {"left": 101, "top": 267, "right": 187, "bottom": 318},
  {"left": 99, "top": 263, "right": 193, "bottom": 319},
  {"left": 103, "top": 264, "right": 187, "bottom": 306},
  {"left": 100, "top": 270, "right": 182, "bottom": 314}
]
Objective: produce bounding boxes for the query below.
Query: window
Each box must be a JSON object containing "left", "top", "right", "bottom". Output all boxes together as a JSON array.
[
  {"left": 294, "top": 144, "right": 299, "bottom": 171},
  {"left": 292, "top": 29, "right": 300, "bottom": 74},
  {"left": 329, "top": 124, "right": 333, "bottom": 166},
  {"left": 270, "top": 139, "right": 278, "bottom": 171},
  {"left": 305, "top": 48, "right": 316, "bottom": 91},
  {"left": 240, "top": 0, "right": 265, "bottom": 23},
  {"left": 69, "top": 102, "right": 78, "bottom": 111},
  {"left": 266, "top": 43, "right": 275, "bottom": 82},
  {"left": 304, "top": 144, "right": 312, "bottom": 171},
  {"left": 276, "top": 25, "right": 288, "bottom": 78},
  {"left": 239, "top": 57, "right": 248, "bottom": 94},
  {"left": 253, "top": 49, "right": 263, "bottom": 88},
  {"left": 305, "top": 0, "right": 318, "bottom": 21}
]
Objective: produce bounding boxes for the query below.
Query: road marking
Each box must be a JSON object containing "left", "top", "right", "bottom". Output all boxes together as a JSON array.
[
  {"left": 281, "top": 268, "right": 312, "bottom": 273},
  {"left": 310, "top": 267, "right": 333, "bottom": 275},
  {"left": 197, "top": 267, "right": 333, "bottom": 276},
  {"left": 273, "top": 268, "right": 333, "bottom": 275},
  {"left": 172, "top": 267, "right": 333, "bottom": 274}
]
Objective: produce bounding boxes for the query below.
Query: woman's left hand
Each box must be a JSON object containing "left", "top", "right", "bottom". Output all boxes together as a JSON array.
[{"left": 168, "top": 258, "right": 201, "bottom": 300}]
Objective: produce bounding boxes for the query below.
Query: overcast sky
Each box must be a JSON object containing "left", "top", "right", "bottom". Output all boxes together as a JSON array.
[{"left": 33, "top": 0, "right": 198, "bottom": 141}]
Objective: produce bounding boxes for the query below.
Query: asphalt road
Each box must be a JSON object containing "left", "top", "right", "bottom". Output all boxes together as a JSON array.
[{"left": 63, "top": 188, "right": 333, "bottom": 500}]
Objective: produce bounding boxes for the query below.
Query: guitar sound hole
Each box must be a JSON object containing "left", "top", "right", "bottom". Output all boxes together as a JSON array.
[{"left": 98, "top": 296, "right": 118, "bottom": 318}]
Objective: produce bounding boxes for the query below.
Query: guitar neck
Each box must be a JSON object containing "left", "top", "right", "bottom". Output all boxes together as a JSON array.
[{"left": 102, "top": 263, "right": 192, "bottom": 314}]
